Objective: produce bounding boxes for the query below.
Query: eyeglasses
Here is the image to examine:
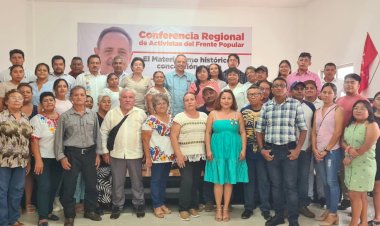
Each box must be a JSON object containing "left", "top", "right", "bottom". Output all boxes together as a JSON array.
[
  {"left": 272, "top": 84, "right": 287, "bottom": 89},
  {"left": 8, "top": 97, "right": 24, "bottom": 102},
  {"left": 247, "top": 93, "right": 261, "bottom": 97}
]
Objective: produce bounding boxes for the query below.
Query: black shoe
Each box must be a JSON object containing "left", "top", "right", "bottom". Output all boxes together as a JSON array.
[
  {"left": 84, "top": 212, "right": 102, "bottom": 221},
  {"left": 64, "top": 218, "right": 74, "bottom": 226},
  {"left": 262, "top": 211, "right": 272, "bottom": 220},
  {"left": 135, "top": 205, "right": 145, "bottom": 218},
  {"left": 110, "top": 207, "right": 121, "bottom": 219},
  {"left": 241, "top": 210, "right": 253, "bottom": 219},
  {"left": 47, "top": 214, "right": 59, "bottom": 221},
  {"left": 299, "top": 206, "right": 315, "bottom": 218},
  {"left": 289, "top": 221, "right": 300, "bottom": 226},
  {"left": 368, "top": 220, "right": 380, "bottom": 225},
  {"left": 265, "top": 215, "right": 285, "bottom": 226},
  {"left": 338, "top": 199, "right": 351, "bottom": 210},
  {"left": 38, "top": 220, "right": 49, "bottom": 226},
  {"left": 319, "top": 197, "right": 326, "bottom": 208}
]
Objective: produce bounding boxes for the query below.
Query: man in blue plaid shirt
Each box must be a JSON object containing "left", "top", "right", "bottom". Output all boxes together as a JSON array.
[{"left": 256, "top": 77, "right": 307, "bottom": 226}]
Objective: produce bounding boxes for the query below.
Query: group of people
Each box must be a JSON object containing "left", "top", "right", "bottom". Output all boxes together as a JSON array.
[{"left": 0, "top": 47, "right": 380, "bottom": 226}]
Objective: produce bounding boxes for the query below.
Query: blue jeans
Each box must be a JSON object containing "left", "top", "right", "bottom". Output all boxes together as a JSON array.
[
  {"left": 298, "top": 150, "right": 312, "bottom": 207},
  {"left": 267, "top": 147, "right": 299, "bottom": 222},
  {"left": 0, "top": 167, "right": 26, "bottom": 226},
  {"left": 244, "top": 157, "right": 271, "bottom": 213},
  {"left": 35, "top": 158, "right": 63, "bottom": 219},
  {"left": 150, "top": 163, "right": 171, "bottom": 208},
  {"left": 315, "top": 148, "right": 342, "bottom": 213}
]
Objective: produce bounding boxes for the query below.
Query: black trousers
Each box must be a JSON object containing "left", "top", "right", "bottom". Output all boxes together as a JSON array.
[
  {"left": 178, "top": 161, "right": 203, "bottom": 211},
  {"left": 60, "top": 147, "right": 98, "bottom": 218}
]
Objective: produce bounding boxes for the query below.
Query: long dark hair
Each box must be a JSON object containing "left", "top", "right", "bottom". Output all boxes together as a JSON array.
[
  {"left": 194, "top": 65, "right": 210, "bottom": 95},
  {"left": 347, "top": 100, "right": 375, "bottom": 126},
  {"left": 214, "top": 89, "right": 238, "bottom": 111},
  {"left": 208, "top": 63, "right": 224, "bottom": 81},
  {"left": 277, "top": 59, "right": 291, "bottom": 77}
]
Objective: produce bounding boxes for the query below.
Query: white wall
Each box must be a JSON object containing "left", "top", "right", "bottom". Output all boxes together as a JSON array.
[
  {"left": 1, "top": 0, "right": 379, "bottom": 97},
  {"left": 297, "top": 0, "right": 380, "bottom": 97},
  {"left": 1, "top": 0, "right": 298, "bottom": 78}
]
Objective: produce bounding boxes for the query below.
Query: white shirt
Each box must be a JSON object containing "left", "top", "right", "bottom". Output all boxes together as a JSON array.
[
  {"left": 297, "top": 101, "right": 315, "bottom": 150},
  {"left": 0, "top": 68, "right": 36, "bottom": 83},
  {"left": 322, "top": 77, "right": 344, "bottom": 98},
  {"left": 49, "top": 73, "right": 76, "bottom": 91},
  {"left": 100, "top": 107, "right": 147, "bottom": 159},
  {"left": 30, "top": 114, "right": 58, "bottom": 158},
  {"left": 75, "top": 72, "right": 107, "bottom": 112},
  {"left": 102, "top": 87, "right": 122, "bottom": 109},
  {"left": 222, "top": 83, "right": 248, "bottom": 110}
]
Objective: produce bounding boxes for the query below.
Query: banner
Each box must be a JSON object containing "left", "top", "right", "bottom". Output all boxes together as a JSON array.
[
  {"left": 359, "top": 33, "right": 378, "bottom": 93},
  {"left": 78, "top": 23, "right": 252, "bottom": 76}
]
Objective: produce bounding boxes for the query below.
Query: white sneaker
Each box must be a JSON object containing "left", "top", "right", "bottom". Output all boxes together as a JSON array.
[{"left": 53, "top": 197, "right": 63, "bottom": 212}]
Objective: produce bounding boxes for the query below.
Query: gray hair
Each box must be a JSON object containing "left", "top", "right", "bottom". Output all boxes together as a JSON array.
[
  {"left": 112, "top": 55, "right": 125, "bottom": 64},
  {"left": 119, "top": 87, "right": 137, "bottom": 97},
  {"left": 70, "top": 85, "right": 86, "bottom": 97},
  {"left": 152, "top": 93, "right": 169, "bottom": 111},
  {"left": 97, "top": 93, "right": 111, "bottom": 104}
]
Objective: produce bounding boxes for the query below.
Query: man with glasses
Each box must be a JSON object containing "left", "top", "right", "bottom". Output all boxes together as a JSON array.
[
  {"left": 241, "top": 85, "right": 272, "bottom": 221},
  {"left": 256, "top": 77, "right": 307, "bottom": 226}
]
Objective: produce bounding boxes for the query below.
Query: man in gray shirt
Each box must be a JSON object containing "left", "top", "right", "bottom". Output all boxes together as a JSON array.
[{"left": 54, "top": 86, "right": 103, "bottom": 226}]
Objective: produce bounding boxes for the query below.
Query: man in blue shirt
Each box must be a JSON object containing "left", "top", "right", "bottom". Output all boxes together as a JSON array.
[{"left": 165, "top": 54, "right": 195, "bottom": 115}]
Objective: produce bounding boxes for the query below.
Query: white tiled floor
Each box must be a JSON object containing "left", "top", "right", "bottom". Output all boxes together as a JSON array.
[{"left": 19, "top": 200, "right": 376, "bottom": 226}]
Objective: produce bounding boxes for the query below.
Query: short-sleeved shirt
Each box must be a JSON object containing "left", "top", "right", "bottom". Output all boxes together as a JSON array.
[
  {"left": 256, "top": 97, "right": 308, "bottom": 145},
  {"left": 336, "top": 94, "right": 367, "bottom": 126},
  {"left": 173, "top": 112, "right": 207, "bottom": 160},
  {"left": 298, "top": 101, "right": 315, "bottom": 150},
  {"left": 30, "top": 114, "right": 59, "bottom": 158},
  {"left": 0, "top": 110, "right": 33, "bottom": 168},
  {"left": 165, "top": 71, "right": 196, "bottom": 116},
  {"left": 241, "top": 105, "right": 261, "bottom": 159},
  {"left": 142, "top": 115, "right": 175, "bottom": 163}
]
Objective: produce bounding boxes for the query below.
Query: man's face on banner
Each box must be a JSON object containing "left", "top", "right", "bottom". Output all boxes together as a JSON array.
[{"left": 94, "top": 32, "right": 131, "bottom": 74}]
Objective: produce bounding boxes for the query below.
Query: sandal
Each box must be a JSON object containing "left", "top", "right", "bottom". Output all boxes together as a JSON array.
[
  {"left": 26, "top": 204, "right": 36, "bottom": 214},
  {"left": 161, "top": 205, "right": 172, "bottom": 214},
  {"left": 154, "top": 207, "right": 165, "bottom": 218},
  {"left": 215, "top": 208, "right": 222, "bottom": 222},
  {"left": 223, "top": 208, "right": 230, "bottom": 222}
]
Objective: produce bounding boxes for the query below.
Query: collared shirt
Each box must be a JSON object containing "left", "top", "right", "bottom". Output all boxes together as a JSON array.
[
  {"left": 30, "top": 114, "right": 59, "bottom": 159},
  {"left": 49, "top": 73, "right": 76, "bottom": 91},
  {"left": 322, "top": 77, "right": 344, "bottom": 98},
  {"left": 222, "top": 68, "right": 247, "bottom": 84},
  {"left": 256, "top": 97, "right": 308, "bottom": 145},
  {"left": 54, "top": 107, "right": 102, "bottom": 160},
  {"left": 287, "top": 70, "right": 322, "bottom": 92},
  {"left": 100, "top": 107, "right": 147, "bottom": 159},
  {"left": 0, "top": 68, "right": 36, "bottom": 83},
  {"left": 0, "top": 110, "right": 33, "bottom": 168},
  {"left": 165, "top": 71, "right": 196, "bottom": 116},
  {"left": 75, "top": 73, "right": 107, "bottom": 112},
  {"left": 118, "top": 71, "right": 128, "bottom": 86},
  {"left": 68, "top": 70, "right": 84, "bottom": 79},
  {"left": 222, "top": 83, "right": 248, "bottom": 110}
]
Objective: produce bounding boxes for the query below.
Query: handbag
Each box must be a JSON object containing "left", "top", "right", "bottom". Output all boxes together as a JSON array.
[{"left": 106, "top": 115, "right": 129, "bottom": 151}]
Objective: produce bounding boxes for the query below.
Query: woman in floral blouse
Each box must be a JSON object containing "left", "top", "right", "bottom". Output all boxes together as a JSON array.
[
  {"left": 0, "top": 89, "right": 33, "bottom": 226},
  {"left": 142, "top": 93, "right": 175, "bottom": 218}
]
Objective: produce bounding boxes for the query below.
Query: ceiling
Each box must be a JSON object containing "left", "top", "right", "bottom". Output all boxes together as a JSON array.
[{"left": 32, "top": 0, "right": 314, "bottom": 8}]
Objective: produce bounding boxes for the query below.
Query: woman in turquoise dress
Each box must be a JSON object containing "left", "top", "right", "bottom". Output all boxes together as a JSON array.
[
  {"left": 342, "top": 100, "right": 380, "bottom": 226},
  {"left": 204, "top": 89, "right": 248, "bottom": 222}
]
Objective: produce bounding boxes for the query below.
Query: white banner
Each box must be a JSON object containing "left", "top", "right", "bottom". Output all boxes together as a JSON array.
[{"left": 78, "top": 23, "right": 252, "bottom": 76}]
